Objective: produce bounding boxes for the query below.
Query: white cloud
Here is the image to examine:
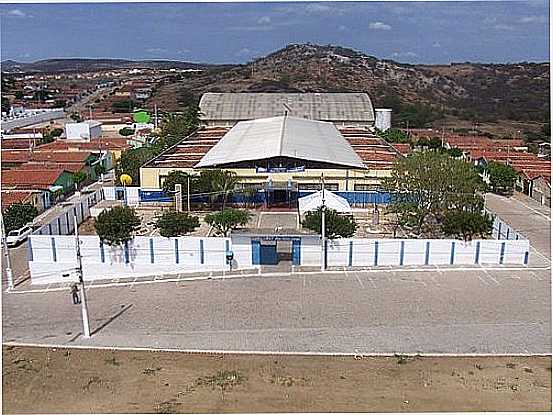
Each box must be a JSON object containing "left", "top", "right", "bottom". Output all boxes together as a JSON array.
[
  {"left": 146, "top": 48, "right": 167, "bottom": 54},
  {"left": 257, "top": 16, "right": 271, "bottom": 25},
  {"left": 235, "top": 48, "right": 253, "bottom": 57},
  {"left": 338, "top": 25, "right": 348, "bottom": 32},
  {"left": 391, "top": 51, "right": 418, "bottom": 58},
  {"left": 369, "top": 21, "right": 391, "bottom": 31},
  {"left": 493, "top": 24, "right": 515, "bottom": 31},
  {"left": 520, "top": 15, "right": 547, "bottom": 24},
  {"left": 305, "top": 4, "right": 332, "bottom": 13},
  {"left": 483, "top": 16, "right": 497, "bottom": 24},
  {"left": 6, "top": 9, "right": 28, "bottom": 18},
  {"left": 276, "top": 3, "right": 345, "bottom": 16}
]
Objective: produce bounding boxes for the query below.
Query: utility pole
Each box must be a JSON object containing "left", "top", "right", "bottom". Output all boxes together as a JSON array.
[
  {"left": 187, "top": 175, "right": 191, "bottom": 212},
  {"left": 154, "top": 104, "right": 158, "bottom": 129},
  {"left": 73, "top": 212, "right": 91, "bottom": 338},
  {"left": 320, "top": 174, "right": 326, "bottom": 273},
  {"left": 175, "top": 184, "right": 183, "bottom": 212},
  {"left": 1, "top": 213, "right": 14, "bottom": 291}
]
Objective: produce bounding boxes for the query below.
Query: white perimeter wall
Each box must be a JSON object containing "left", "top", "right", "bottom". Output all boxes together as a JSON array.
[
  {"left": 33, "top": 188, "right": 103, "bottom": 236},
  {"left": 323, "top": 238, "right": 529, "bottom": 267},
  {"left": 29, "top": 235, "right": 232, "bottom": 285}
]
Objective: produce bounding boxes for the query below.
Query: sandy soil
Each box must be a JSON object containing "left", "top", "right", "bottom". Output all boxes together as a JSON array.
[{"left": 3, "top": 346, "right": 551, "bottom": 414}]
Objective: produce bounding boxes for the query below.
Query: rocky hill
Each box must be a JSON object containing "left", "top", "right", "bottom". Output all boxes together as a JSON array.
[
  {"left": 0, "top": 58, "right": 216, "bottom": 73},
  {"left": 154, "top": 43, "right": 549, "bottom": 124}
]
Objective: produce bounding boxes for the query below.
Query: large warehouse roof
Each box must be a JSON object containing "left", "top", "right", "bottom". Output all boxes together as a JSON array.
[
  {"left": 195, "top": 115, "right": 367, "bottom": 169},
  {"left": 199, "top": 93, "right": 375, "bottom": 123}
]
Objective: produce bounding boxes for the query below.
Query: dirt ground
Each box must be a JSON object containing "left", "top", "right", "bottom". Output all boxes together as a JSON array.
[{"left": 3, "top": 346, "right": 551, "bottom": 414}]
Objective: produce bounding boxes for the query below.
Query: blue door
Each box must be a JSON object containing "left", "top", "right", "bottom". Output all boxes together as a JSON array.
[
  {"left": 260, "top": 242, "right": 278, "bottom": 265},
  {"left": 292, "top": 239, "right": 301, "bottom": 265}
]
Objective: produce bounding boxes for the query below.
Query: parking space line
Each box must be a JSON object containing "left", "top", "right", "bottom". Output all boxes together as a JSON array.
[
  {"left": 352, "top": 271, "right": 367, "bottom": 289},
  {"left": 476, "top": 273, "right": 491, "bottom": 286},
  {"left": 482, "top": 268, "right": 500, "bottom": 285},
  {"left": 9, "top": 265, "right": 550, "bottom": 295}
]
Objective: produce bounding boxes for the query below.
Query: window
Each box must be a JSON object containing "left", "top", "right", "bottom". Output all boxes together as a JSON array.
[
  {"left": 298, "top": 183, "right": 339, "bottom": 191},
  {"left": 354, "top": 184, "right": 379, "bottom": 191}
]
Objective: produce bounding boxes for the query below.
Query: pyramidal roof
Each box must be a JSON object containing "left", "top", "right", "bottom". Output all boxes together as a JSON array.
[{"left": 194, "top": 115, "right": 366, "bottom": 169}]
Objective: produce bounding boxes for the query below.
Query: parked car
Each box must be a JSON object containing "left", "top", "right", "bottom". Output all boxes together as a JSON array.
[{"left": 6, "top": 225, "right": 33, "bottom": 247}]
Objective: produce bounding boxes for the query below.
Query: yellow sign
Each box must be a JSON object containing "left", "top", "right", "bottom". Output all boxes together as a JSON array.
[{"left": 120, "top": 174, "right": 132, "bottom": 186}]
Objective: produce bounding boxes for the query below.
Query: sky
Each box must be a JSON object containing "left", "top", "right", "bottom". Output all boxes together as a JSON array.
[{"left": 0, "top": 1, "right": 549, "bottom": 64}]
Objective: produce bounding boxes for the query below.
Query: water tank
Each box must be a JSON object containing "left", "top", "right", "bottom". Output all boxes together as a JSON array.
[{"left": 375, "top": 108, "right": 392, "bottom": 132}]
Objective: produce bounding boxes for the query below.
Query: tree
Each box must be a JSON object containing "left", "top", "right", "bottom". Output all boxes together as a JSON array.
[
  {"left": 72, "top": 171, "right": 87, "bottom": 190},
  {"left": 70, "top": 112, "right": 82, "bottom": 122},
  {"left": 42, "top": 127, "right": 63, "bottom": 143},
  {"left": 116, "top": 146, "right": 156, "bottom": 185},
  {"left": 486, "top": 162, "right": 518, "bottom": 195},
  {"left": 155, "top": 211, "right": 200, "bottom": 237},
  {"left": 205, "top": 209, "right": 251, "bottom": 236},
  {"left": 210, "top": 170, "right": 238, "bottom": 210},
  {"left": 159, "top": 107, "right": 200, "bottom": 145},
  {"left": 118, "top": 127, "right": 135, "bottom": 136},
  {"left": 2, "top": 203, "right": 38, "bottom": 233},
  {"left": 382, "top": 152, "right": 486, "bottom": 234},
  {"left": 376, "top": 128, "right": 410, "bottom": 144},
  {"left": 302, "top": 207, "right": 357, "bottom": 239},
  {"left": 448, "top": 148, "right": 463, "bottom": 158},
  {"left": 94, "top": 206, "right": 141, "bottom": 246},
  {"left": 1, "top": 96, "right": 10, "bottom": 114},
  {"left": 416, "top": 136, "right": 442, "bottom": 150},
  {"left": 112, "top": 100, "right": 135, "bottom": 113},
  {"left": 442, "top": 211, "right": 493, "bottom": 241}
]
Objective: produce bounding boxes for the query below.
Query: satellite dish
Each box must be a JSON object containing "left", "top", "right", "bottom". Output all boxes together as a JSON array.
[{"left": 120, "top": 174, "right": 132, "bottom": 186}]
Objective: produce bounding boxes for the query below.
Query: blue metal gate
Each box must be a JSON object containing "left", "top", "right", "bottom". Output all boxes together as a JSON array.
[
  {"left": 260, "top": 242, "right": 278, "bottom": 265},
  {"left": 292, "top": 239, "right": 301, "bottom": 265}
]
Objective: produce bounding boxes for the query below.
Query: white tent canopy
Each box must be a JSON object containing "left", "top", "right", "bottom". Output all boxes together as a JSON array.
[{"left": 298, "top": 190, "right": 352, "bottom": 215}]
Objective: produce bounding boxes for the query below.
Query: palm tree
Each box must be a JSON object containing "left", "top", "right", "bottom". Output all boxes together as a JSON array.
[{"left": 211, "top": 170, "right": 239, "bottom": 211}]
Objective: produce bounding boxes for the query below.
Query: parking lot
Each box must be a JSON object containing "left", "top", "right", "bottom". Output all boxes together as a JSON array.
[{"left": 3, "top": 263, "right": 550, "bottom": 354}]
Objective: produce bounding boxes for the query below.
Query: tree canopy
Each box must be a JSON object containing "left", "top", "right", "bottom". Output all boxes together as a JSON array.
[
  {"left": 376, "top": 128, "right": 410, "bottom": 144},
  {"left": 383, "top": 151, "right": 486, "bottom": 234},
  {"left": 118, "top": 127, "right": 135, "bottom": 137},
  {"left": 155, "top": 211, "right": 199, "bottom": 237},
  {"left": 486, "top": 162, "right": 518, "bottom": 195},
  {"left": 2, "top": 203, "right": 38, "bottom": 233},
  {"left": 115, "top": 108, "right": 200, "bottom": 185},
  {"left": 205, "top": 209, "right": 251, "bottom": 236},
  {"left": 302, "top": 207, "right": 357, "bottom": 239},
  {"left": 94, "top": 206, "right": 141, "bottom": 246},
  {"left": 442, "top": 210, "right": 493, "bottom": 241}
]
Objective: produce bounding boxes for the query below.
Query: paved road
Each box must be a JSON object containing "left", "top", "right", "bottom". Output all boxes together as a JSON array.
[
  {"left": 485, "top": 192, "right": 551, "bottom": 259},
  {"left": 3, "top": 265, "right": 550, "bottom": 354}
]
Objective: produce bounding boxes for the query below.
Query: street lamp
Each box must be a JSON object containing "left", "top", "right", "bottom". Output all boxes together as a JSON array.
[
  {"left": 0, "top": 213, "right": 14, "bottom": 290},
  {"left": 320, "top": 174, "right": 326, "bottom": 273}
]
